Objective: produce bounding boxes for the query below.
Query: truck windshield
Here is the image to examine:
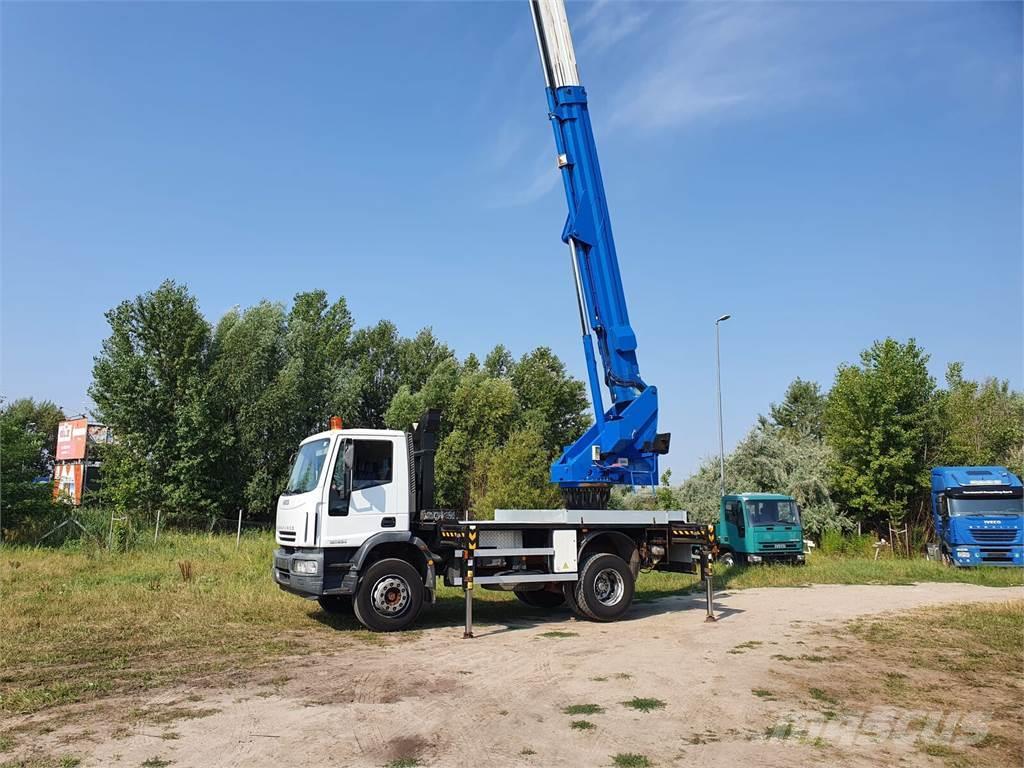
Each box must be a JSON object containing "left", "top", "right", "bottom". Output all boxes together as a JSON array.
[
  {"left": 283, "top": 439, "right": 331, "bottom": 494},
  {"left": 745, "top": 499, "right": 800, "bottom": 526},
  {"left": 948, "top": 497, "right": 1023, "bottom": 516}
]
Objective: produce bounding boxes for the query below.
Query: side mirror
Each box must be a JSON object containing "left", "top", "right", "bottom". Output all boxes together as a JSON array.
[{"left": 328, "top": 442, "right": 356, "bottom": 516}]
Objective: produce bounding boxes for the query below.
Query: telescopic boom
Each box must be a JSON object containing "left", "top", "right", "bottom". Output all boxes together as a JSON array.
[{"left": 530, "top": 0, "right": 670, "bottom": 509}]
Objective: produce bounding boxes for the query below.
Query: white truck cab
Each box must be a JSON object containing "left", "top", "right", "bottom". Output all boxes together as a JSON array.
[{"left": 276, "top": 427, "right": 410, "bottom": 550}]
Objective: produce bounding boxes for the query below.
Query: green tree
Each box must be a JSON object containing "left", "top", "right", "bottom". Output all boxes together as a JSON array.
[
  {"left": 936, "top": 363, "right": 1024, "bottom": 475},
  {"left": 468, "top": 429, "right": 562, "bottom": 519},
  {"left": 434, "top": 372, "right": 521, "bottom": 508},
  {"left": 768, "top": 378, "right": 826, "bottom": 440},
  {"left": 510, "top": 347, "right": 590, "bottom": 454},
  {"left": 824, "top": 338, "right": 937, "bottom": 530},
  {"left": 0, "top": 404, "right": 53, "bottom": 538},
  {"left": 346, "top": 320, "right": 401, "bottom": 428},
  {"left": 1, "top": 398, "right": 66, "bottom": 475},
  {"left": 90, "top": 280, "right": 229, "bottom": 524}
]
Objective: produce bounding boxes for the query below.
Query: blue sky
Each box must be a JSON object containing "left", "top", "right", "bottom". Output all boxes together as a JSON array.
[{"left": 2, "top": 1, "right": 1021, "bottom": 477}]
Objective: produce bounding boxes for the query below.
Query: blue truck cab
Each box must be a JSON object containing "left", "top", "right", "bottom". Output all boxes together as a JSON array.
[
  {"left": 716, "top": 493, "right": 805, "bottom": 566},
  {"left": 931, "top": 466, "right": 1023, "bottom": 567}
]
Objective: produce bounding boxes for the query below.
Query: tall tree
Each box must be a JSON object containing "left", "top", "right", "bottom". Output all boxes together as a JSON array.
[
  {"left": 824, "top": 338, "right": 937, "bottom": 530},
  {"left": 0, "top": 403, "right": 53, "bottom": 538},
  {"left": 510, "top": 347, "right": 590, "bottom": 455},
  {"left": 469, "top": 429, "right": 562, "bottom": 519},
  {"left": 769, "top": 378, "right": 826, "bottom": 440},
  {"left": 936, "top": 363, "right": 1024, "bottom": 475},
  {"left": 90, "top": 280, "right": 228, "bottom": 524},
  {"left": 1, "top": 398, "right": 66, "bottom": 475},
  {"left": 346, "top": 320, "right": 401, "bottom": 428}
]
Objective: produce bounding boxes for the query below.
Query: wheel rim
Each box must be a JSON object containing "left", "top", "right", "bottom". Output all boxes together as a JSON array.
[
  {"left": 370, "top": 575, "right": 411, "bottom": 617},
  {"left": 593, "top": 567, "right": 625, "bottom": 606}
]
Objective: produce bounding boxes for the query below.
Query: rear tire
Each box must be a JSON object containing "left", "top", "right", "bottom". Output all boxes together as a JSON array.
[
  {"left": 562, "top": 581, "right": 588, "bottom": 618},
  {"left": 317, "top": 595, "right": 353, "bottom": 615},
  {"left": 514, "top": 588, "right": 566, "bottom": 609},
  {"left": 574, "top": 553, "right": 635, "bottom": 622},
  {"left": 352, "top": 558, "right": 424, "bottom": 632}
]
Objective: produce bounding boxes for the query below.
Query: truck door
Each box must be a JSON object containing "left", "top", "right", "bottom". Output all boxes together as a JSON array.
[
  {"left": 724, "top": 500, "right": 745, "bottom": 547},
  {"left": 320, "top": 437, "right": 400, "bottom": 548}
]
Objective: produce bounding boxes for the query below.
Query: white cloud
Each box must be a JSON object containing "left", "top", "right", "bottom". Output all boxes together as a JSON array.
[{"left": 610, "top": 3, "right": 825, "bottom": 130}]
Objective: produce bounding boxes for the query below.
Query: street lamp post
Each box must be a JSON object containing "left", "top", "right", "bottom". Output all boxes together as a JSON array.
[{"left": 715, "top": 314, "right": 731, "bottom": 497}]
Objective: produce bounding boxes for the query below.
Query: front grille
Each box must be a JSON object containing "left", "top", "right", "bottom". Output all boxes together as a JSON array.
[
  {"left": 979, "top": 548, "right": 1014, "bottom": 562},
  {"left": 760, "top": 542, "right": 800, "bottom": 551},
  {"left": 969, "top": 528, "right": 1017, "bottom": 544},
  {"left": 278, "top": 530, "right": 296, "bottom": 543}
]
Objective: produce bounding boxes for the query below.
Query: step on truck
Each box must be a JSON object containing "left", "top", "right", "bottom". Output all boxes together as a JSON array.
[
  {"left": 931, "top": 466, "right": 1023, "bottom": 567},
  {"left": 273, "top": 412, "right": 712, "bottom": 632},
  {"left": 715, "top": 493, "right": 805, "bottom": 566}
]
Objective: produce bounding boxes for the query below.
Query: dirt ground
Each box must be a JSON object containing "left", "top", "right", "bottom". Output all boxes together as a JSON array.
[{"left": 6, "top": 582, "right": 1023, "bottom": 768}]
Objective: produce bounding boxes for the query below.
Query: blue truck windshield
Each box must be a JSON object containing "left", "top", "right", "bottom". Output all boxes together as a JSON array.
[
  {"left": 745, "top": 500, "right": 800, "bottom": 526},
  {"left": 284, "top": 439, "right": 331, "bottom": 494},
  {"left": 948, "top": 497, "right": 1023, "bottom": 516}
]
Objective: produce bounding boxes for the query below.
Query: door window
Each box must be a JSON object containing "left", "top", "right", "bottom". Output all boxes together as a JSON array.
[
  {"left": 725, "top": 501, "right": 741, "bottom": 528},
  {"left": 352, "top": 440, "right": 393, "bottom": 490}
]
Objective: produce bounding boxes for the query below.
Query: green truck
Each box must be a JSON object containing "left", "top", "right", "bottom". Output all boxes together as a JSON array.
[{"left": 716, "top": 493, "right": 806, "bottom": 566}]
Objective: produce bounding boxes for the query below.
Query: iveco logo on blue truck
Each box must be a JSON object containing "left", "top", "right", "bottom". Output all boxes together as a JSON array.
[{"left": 931, "top": 466, "right": 1024, "bottom": 567}]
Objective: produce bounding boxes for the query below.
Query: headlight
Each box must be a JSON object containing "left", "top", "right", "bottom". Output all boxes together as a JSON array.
[
  {"left": 747, "top": 554, "right": 763, "bottom": 563},
  {"left": 292, "top": 559, "right": 318, "bottom": 575},
  {"left": 955, "top": 549, "right": 971, "bottom": 559}
]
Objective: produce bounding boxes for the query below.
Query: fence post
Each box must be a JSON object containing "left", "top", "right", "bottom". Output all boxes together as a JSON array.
[
  {"left": 235, "top": 508, "right": 243, "bottom": 550},
  {"left": 108, "top": 509, "right": 116, "bottom": 550},
  {"left": 154, "top": 506, "right": 161, "bottom": 543}
]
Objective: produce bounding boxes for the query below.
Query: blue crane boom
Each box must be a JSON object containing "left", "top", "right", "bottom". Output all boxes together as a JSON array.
[{"left": 529, "top": 0, "right": 670, "bottom": 509}]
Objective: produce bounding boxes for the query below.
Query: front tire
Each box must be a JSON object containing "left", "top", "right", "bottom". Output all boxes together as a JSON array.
[
  {"left": 352, "top": 558, "right": 424, "bottom": 632},
  {"left": 717, "top": 551, "right": 735, "bottom": 567},
  {"left": 574, "top": 553, "right": 635, "bottom": 622}
]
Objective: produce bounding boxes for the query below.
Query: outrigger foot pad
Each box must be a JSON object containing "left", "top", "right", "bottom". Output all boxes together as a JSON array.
[{"left": 561, "top": 485, "right": 611, "bottom": 510}]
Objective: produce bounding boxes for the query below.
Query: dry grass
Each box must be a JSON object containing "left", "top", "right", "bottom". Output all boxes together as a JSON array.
[
  {"left": 768, "top": 601, "right": 1024, "bottom": 768},
  {"left": 1, "top": 533, "right": 1020, "bottom": 721}
]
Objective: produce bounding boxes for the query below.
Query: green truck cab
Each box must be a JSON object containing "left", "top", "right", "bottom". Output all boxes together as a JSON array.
[{"left": 716, "top": 493, "right": 805, "bottom": 566}]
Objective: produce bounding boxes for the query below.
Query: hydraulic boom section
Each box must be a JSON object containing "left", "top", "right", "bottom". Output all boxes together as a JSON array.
[{"left": 530, "top": 0, "right": 670, "bottom": 509}]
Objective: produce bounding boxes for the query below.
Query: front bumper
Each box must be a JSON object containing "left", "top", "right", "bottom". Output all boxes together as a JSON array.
[
  {"left": 272, "top": 547, "right": 358, "bottom": 597},
  {"left": 747, "top": 551, "right": 805, "bottom": 564},
  {"left": 948, "top": 545, "right": 1024, "bottom": 567}
]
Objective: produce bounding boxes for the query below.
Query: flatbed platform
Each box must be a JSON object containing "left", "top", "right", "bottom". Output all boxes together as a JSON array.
[{"left": 478, "top": 508, "right": 688, "bottom": 525}]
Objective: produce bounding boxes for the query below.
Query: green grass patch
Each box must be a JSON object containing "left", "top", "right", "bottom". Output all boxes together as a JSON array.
[
  {"left": 611, "top": 754, "right": 652, "bottom": 768},
  {"left": 140, "top": 759, "right": 172, "bottom": 768},
  {"left": 385, "top": 760, "right": 421, "bottom": 768},
  {"left": 621, "top": 697, "right": 666, "bottom": 713},
  {"left": 808, "top": 688, "right": 839, "bottom": 706},
  {"left": 751, "top": 689, "right": 774, "bottom": 698},
  {"left": 562, "top": 703, "right": 603, "bottom": 715},
  {"left": 538, "top": 631, "right": 577, "bottom": 638},
  {"left": 569, "top": 719, "right": 596, "bottom": 730}
]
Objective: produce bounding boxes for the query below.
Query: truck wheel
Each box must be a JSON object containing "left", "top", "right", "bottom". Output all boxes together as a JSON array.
[
  {"left": 562, "top": 581, "right": 588, "bottom": 618},
  {"left": 317, "top": 595, "right": 353, "bottom": 615},
  {"left": 574, "top": 553, "right": 635, "bottom": 622},
  {"left": 352, "top": 558, "right": 424, "bottom": 632},
  {"left": 514, "top": 588, "right": 566, "bottom": 609},
  {"left": 718, "top": 551, "right": 735, "bottom": 567}
]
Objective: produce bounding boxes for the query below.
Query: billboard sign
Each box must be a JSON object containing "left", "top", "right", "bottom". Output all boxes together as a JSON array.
[
  {"left": 56, "top": 418, "right": 89, "bottom": 461},
  {"left": 53, "top": 463, "right": 85, "bottom": 505}
]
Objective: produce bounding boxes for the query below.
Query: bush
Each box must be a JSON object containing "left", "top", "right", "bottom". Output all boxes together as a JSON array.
[{"left": 819, "top": 531, "right": 877, "bottom": 558}]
